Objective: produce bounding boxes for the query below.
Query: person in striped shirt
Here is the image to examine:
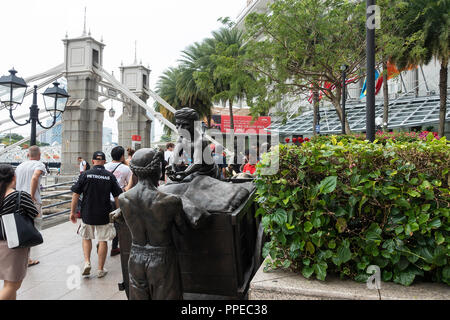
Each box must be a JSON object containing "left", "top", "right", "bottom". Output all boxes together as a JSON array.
[{"left": 0, "top": 164, "right": 39, "bottom": 300}]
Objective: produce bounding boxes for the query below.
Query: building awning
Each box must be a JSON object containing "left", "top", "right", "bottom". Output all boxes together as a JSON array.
[{"left": 270, "top": 95, "right": 450, "bottom": 136}]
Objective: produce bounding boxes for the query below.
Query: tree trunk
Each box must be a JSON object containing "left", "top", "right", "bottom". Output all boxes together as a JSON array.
[
  {"left": 332, "top": 90, "right": 351, "bottom": 134},
  {"left": 228, "top": 99, "right": 235, "bottom": 130},
  {"left": 383, "top": 60, "right": 389, "bottom": 131},
  {"left": 313, "top": 90, "right": 319, "bottom": 136},
  {"left": 438, "top": 57, "right": 448, "bottom": 138},
  {"left": 207, "top": 113, "right": 212, "bottom": 128}
]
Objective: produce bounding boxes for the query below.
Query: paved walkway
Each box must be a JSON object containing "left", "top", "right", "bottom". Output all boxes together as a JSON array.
[{"left": 0, "top": 221, "right": 127, "bottom": 300}]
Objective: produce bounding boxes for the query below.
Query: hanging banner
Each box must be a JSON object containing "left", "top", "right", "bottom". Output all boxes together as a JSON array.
[{"left": 212, "top": 115, "right": 271, "bottom": 135}]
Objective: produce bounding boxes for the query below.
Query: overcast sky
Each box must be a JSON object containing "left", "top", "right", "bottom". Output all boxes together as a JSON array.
[{"left": 0, "top": 0, "right": 247, "bottom": 141}]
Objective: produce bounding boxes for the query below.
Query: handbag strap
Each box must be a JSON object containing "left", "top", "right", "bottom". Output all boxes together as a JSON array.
[
  {"left": 111, "top": 163, "right": 122, "bottom": 174},
  {"left": 14, "top": 191, "right": 22, "bottom": 213}
]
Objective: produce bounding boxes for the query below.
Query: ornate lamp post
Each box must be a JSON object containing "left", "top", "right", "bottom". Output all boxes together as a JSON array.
[
  {"left": 340, "top": 64, "right": 348, "bottom": 135},
  {"left": 0, "top": 69, "right": 69, "bottom": 146}
]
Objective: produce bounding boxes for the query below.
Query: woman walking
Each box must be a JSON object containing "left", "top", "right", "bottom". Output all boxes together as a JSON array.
[{"left": 0, "top": 164, "right": 39, "bottom": 300}]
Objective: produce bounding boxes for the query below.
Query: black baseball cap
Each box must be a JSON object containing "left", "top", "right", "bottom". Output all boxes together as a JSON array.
[{"left": 92, "top": 151, "right": 106, "bottom": 161}]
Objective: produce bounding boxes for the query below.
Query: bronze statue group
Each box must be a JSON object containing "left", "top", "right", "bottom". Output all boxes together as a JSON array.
[{"left": 114, "top": 107, "right": 251, "bottom": 300}]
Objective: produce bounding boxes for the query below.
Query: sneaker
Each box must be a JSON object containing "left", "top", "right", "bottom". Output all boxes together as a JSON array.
[
  {"left": 82, "top": 262, "right": 91, "bottom": 276},
  {"left": 110, "top": 248, "right": 120, "bottom": 257},
  {"left": 97, "top": 269, "right": 108, "bottom": 278}
]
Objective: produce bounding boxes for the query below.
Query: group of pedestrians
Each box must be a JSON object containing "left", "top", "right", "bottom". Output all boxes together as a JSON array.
[
  {"left": 69, "top": 146, "right": 132, "bottom": 278},
  {"left": 208, "top": 143, "right": 268, "bottom": 179},
  {"left": 0, "top": 146, "right": 46, "bottom": 300},
  {"left": 0, "top": 144, "right": 136, "bottom": 300}
]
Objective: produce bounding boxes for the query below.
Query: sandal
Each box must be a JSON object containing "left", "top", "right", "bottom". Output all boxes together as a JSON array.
[{"left": 28, "top": 259, "right": 40, "bottom": 267}]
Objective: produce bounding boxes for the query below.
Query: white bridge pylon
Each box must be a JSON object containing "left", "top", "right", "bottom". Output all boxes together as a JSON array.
[
  {"left": 95, "top": 67, "right": 178, "bottom": 132},
  {"left": 96, "top": 67, "right": 230, "bottom": 155}
]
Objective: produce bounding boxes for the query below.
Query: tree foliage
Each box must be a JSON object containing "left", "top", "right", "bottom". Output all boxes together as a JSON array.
[
  {"left": 194, "top": 27, "right": 258, "bottom": 129},
  {"left": 242, "top": 0, "right": 368, "bottom": 133},
  {"left": 155, "top": 26, "right": 257, "bottom": 133}
]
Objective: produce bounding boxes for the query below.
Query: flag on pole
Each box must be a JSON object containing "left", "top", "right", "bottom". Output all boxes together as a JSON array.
[
  {"left": 307, "top": 77, "right": 358, "bottom": 104},
  {"left": 360, "top": 70, "right": 380, "bottom": 99}
]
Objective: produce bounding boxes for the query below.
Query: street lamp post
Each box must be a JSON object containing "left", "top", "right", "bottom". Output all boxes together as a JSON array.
[
  {"left": 0, "top": 69, "right": 69, "bottom": 146},
  {"left": 366, "top": 0, "right": 376, "bottom": 142},
  {"left": 341, "top": 65, "right": 348, "bottom": 135}
]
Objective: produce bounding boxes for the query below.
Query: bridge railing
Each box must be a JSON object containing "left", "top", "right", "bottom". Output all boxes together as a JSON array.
[{"left": 41, "top": 178, "right": 76, "bottom": 221}]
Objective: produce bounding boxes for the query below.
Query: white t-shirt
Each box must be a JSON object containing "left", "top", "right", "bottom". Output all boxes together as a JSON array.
[
  {"left": 164, "top": 150, "right": 174, "bottom": 164},
  {"left": 80, "top": 160, "right": 87, "bottom": 173},
  {"left": 15, "top": 160, "right": 46, "bottom": 204},
  {"left": 105, "top": 162, "right": 132, "bottom": 201}
]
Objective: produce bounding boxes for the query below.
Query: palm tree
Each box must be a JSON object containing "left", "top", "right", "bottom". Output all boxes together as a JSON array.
[
  {"left": 392, "top": 0, "right": 449, "bottom": 137},
  {"left": 178, "top": 42, "right": 215, "bottom": 126},
  {"left": 209, "top": 27, "right": 248, "bottom": 132},
  {"left": 155, "top": 63, "right": 213, "bottom": 133},
  {"left": 190, "top": 27, "right": 249, "bottom": 132}
]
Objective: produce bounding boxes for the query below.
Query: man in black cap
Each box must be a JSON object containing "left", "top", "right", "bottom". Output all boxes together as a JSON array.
[{"left": 70, "top": 151, "right": 123, "bottom": 278}]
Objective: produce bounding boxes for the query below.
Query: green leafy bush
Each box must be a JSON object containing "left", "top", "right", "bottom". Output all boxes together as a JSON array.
[
  {"left": 310, "top": 130, "right": 440, "bottom": 145},
  {"left": 256, "top": 135, "right": 450, "bottom": 286}
]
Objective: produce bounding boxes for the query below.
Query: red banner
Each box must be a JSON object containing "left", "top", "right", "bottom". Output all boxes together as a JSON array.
[
  {"left": 218, "top": 115, "right": 271, "bottom": 134},
  {"left": 132, "top": 135, "right": 142, "bottom": 141}
]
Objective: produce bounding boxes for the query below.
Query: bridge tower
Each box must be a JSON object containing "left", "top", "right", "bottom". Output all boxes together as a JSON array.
[
  {"left": 61, "top": 32, "right": 106, "bottom": 175},
  {"left": 117, "top": 62, "right": 152, "bottom": 150}
]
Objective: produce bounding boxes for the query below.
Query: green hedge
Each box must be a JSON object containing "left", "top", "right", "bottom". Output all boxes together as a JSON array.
[{"left": 255, "top": 135, "right": 450, "bottom": 286}]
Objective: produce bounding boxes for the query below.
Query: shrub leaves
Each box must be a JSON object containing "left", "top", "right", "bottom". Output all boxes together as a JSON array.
[{"left": 255, "top": 136, "right": 450, "bottom": 286}]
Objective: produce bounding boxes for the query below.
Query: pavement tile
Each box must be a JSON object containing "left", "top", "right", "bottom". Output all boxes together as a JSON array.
[
  {"left": 11, "top": 222, "right": 126, "bottom": 300},
  {"left": 18, "top": 281, "right": 72, "bottom": 300},
  {"left": 17, "top": 281, "right": 43, "bottom": 295}
]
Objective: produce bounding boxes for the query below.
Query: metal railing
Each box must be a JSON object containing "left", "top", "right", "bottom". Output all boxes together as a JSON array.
[
  {"left": 42, "top": 200, "right": 72, "bottom": 210},
  {"left": 41, "top": 190, "right": 72, "bottom": 200},
  {"left": 41, "top": 178, "right": 76, "bottom": 221},
  {"left": 41, "top": 181, "right": 74, "bottom": 190},
  {"left": 44, "top": 210, "right": 71, "bottom": 220}
]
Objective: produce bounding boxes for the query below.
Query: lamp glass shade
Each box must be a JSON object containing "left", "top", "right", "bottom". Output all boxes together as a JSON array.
[
  {"left": 43, "top": 82, "right": 69, "bottom": 117},
  {"left": 0, "top": 69, "right": 28, "bottom": 109},
  {"left": 56, "top": 97, "right": 68, "bottom": 113},
  {"left": 109, "top": 108, "right": 116, "bottom": 118},
  {"left": 43, "top": 95, "right": 57, "bottom": 117}
]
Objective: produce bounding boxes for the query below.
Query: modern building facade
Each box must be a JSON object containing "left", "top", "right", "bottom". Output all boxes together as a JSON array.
[{"left": 39, "top": 115, "right": 63, "bottom": 145}]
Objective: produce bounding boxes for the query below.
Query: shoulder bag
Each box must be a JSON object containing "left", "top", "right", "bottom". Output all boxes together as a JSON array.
[{"left": 1, "top": 191, "right": 44, "bottom": 249}]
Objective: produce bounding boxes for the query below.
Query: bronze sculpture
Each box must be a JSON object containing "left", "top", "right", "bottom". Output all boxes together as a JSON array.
[
  {"left": 115, "top": 107, "right": 261, "bottom": 300},
  {"left": 166, "top": 108, "right": 219, "bottom": 182},
  {"left": 118, "top": 148, "right": 209, "bottom": 300}
]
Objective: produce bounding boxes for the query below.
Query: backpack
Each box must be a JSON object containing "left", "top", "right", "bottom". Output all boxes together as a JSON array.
[{"left": 84, "top": 161, "right": 91, "bottom": 171}]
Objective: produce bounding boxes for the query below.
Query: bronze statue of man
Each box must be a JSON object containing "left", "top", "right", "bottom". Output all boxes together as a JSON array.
[
  {"left": 118, "top": 148, "right": 206, "bottom": 300},
  {"left": 166, "top": 107, "right": 219, "bottom": 182}
]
